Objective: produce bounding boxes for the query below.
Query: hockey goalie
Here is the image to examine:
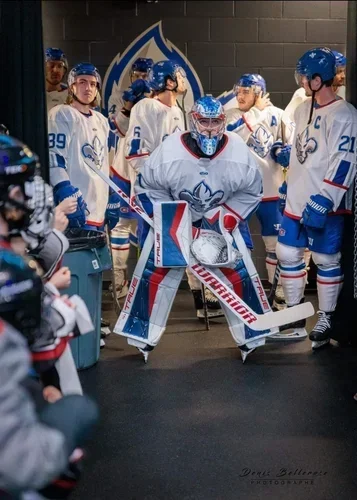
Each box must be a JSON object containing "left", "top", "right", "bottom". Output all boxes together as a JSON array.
[{"left": 113, "top": 96, "right": 314, "bottom": 362}]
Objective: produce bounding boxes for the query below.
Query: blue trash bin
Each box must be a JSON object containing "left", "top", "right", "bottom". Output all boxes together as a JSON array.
[{"left": 62, "top": 229, "right": 112, "bottom": 370}]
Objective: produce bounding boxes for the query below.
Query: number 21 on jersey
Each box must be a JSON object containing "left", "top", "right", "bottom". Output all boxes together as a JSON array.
[{"left": 338, "top": 135, "right": 356, "bottom": 153}]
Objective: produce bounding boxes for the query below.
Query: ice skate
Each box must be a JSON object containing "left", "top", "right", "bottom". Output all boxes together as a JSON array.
[
  {"left": 128, "top": 338, "right": 154, "bottom": 362},
  {"left": 272, "top": 284, "right": 286, "bottom": 311},
  {"left": 268, "top": 300, "right": 307, "bottom": 340},
  {"left": 239, "top": 338, "right": 265, "bottom": 363},
  {"left": 239, "top": 344, "right": 256, "bottom": 363},
  {"left": 100, "top": 318, "right": 111, "bottom": 337},
  {"left": 192, "top": 289, "right": 224, "bottom": 320},
  {"left": 309, "top": 311, "right": 333, "bottom": 350}
]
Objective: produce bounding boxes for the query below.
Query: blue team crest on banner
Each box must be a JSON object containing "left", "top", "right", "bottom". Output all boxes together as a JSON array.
[
  {"left": 179, "top": 181, "right": 224, "bottom": 213},
  {"left": 102, "top": 21, "right": 204, "bottom": 157}
]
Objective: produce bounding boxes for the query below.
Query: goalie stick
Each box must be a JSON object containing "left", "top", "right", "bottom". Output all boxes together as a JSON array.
[{"left": 87, "top": 164, "right": 314, "bottom": 331}]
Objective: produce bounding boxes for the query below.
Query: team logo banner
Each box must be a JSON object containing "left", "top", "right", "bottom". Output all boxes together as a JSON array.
[{"left": 102, "top": 21, "right": 204, "bottom": 155}]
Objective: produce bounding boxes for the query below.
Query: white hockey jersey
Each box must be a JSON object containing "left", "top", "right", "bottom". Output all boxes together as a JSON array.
[
  {"left": 226, "top": 105, "right": 295, "bottom": 200},
  {"left": 48, "top": 104, "right": 109, "bottom": 227},
  {"left": 46, "top": 85, "right": 68, "bottom": 112},
  {"left": 108, "top": 89, "right": 130, "bottom": 138},
  {"left": 125, "top": 97, "right": 185, "bottom": 173},
  {"left": 135, "top": 131, "right": 262, "bottom": 222},
  {"left": 284, "top": 86, "right": 346, "bottom": 122},
  {"left": 285, "top": 97, "right": 357, "bottom": 219}
]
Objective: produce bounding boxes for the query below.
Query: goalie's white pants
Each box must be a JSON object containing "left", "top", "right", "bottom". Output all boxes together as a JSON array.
[
  {"left": 110, "top": 217, "right": 138, "bottom": 291},
  {"left": 54, "top": 343, "right": 82, "bottom": 395},
  {"left": 276, "top": 242, "right": 343, "bottom": 312}
]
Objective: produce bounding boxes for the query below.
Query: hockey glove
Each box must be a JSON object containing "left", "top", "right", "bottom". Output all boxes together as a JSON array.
[
  {"left": 275, "top": 145, "right": 291, "bottom": 168},
  {"left": 122, "top": 79, "right": 151, "bottom": 104},
  {"left": 270, "top": 141, "right": 283, "bottom": 162},
  {"left": 302, "top": 194, "right": 333, "bottom": 229},
  {"left": 105, "top": 189, "right": 121, "bottom": 230},
  {"left": 53, "top": 181, "right": 88, "bottom": 228},
  {"left": 278, "top": 181, "right": 287, "bottom": 214}
]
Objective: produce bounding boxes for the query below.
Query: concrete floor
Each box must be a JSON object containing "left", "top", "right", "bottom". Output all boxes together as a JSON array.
[{"left": 72, "top": 290, "right": 357, "bottom": 500}]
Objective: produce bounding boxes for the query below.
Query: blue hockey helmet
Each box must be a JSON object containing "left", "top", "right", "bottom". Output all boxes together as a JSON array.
[
  {"left": 233, "top": 73, "right": 266, "bottom": 95},
  {"left": 189, "top": 96, "right": 226, "bottom": 156},
  {"left": 333, "top": 50, "right": 347, "bottom": 68},
  {"left": 295, "top": 47, "right": 336, "bottom": 86},
  {"left": 67, "top": 62, "right": 102, "bottom": 89},
  {"left": 131, "top": 57, "right": 154, "bottom": 74},
  {"left": 147, "top": 60, "right": 186, "bottom": 92},
  {"left": 45, "top": 47, "right": 68, "bottom": 71}
]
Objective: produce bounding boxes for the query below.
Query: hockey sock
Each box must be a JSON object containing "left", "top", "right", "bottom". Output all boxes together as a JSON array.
[
  {"left": 266, "top": 251, "right": 278, "bottom": 284},
  {"left": 279, "top": 261, "right": 306, "bottom": 306},
  {"left": 316, "top": 264, "right": 343, "bottom": 312}
]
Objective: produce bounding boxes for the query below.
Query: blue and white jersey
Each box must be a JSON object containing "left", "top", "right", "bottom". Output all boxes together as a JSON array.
[
  {"left": 46, "top": 84, "right": 68, "bottom": 112},
  {"left": 226, "top": 105, "right": 294, "bottom": 200},
  {"left": 284, "top": 86, "right": 346, "bottom": 123},
  {"left": 48, "top": 104, "right": 109, "bottom": 226},
  {"left": 125, "top": 97, "right": 184, "bottom": 173},
  {"left": 285, "top": 97, "right": 357, "bottom": 219},
  {"left": 134, "top": 131, "right": 262, "bottom": 223}
]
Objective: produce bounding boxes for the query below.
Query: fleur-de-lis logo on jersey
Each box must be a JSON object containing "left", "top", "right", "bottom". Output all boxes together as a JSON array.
[
  {"left": 82, "top": 136, "right": 104, "bottom": 170},
  {"left": 295, "top": 126, "right": 317, "bottom": 164},
  {"left": 247, "top": 125, "right": 274, "bottom": 158},
  {"left": 179, "top": 181, "right": 224, "bottom": 213}
]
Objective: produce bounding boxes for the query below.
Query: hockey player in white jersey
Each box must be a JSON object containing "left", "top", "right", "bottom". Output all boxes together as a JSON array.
[
  {"left": 226, "top": 73, "right": 295, "bottom": 313},
  {"left": 125, "top": 60, "right": 226, "bottom": 318},
  {"left": 108, "top": 57, "right": 153, "bottom": 139},
  {"left": 114, "top": 95, "right": 269, "bottom": 361},
  {"left": 285, "top": 50, "right": 346, "bottom": 122},
  {"left": 48, "top": 63, "right": 120, "bottom": 231},
  {"left": 108, "top": 58, "right": 153, "bottom": 299},
  {"left": 45, "top": 48, "right": 69, "bottom": 112},
  {"left": 276, "top": 47, "right": 357, "bottom": 349}
]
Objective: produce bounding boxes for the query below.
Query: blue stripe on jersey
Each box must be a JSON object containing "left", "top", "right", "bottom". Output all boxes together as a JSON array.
[
  {"left": 332, "top": 160, "right": 350, "bottom": 186},
  {"left": 137, "top": 192, "right": 153, "bottom": 217},
  {"left": 226, "top": 117, "right": 244, "bottom": 132},
  {"left": 316, "top": 266, "right": 342, "bottom": 278},
  {"left": 55, "top": 153, "right": 66, "bottom": 169},
  {"left": 128, "top": 138, "right": 141, "bottom": 156}
]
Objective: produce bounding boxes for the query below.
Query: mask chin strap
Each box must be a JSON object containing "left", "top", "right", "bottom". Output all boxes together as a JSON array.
[{"left": 307, "top": 79, "right": 323, "bottom": 125}]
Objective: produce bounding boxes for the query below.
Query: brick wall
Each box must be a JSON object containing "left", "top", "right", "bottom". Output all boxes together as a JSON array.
[{"left": 42, "top": 0, "right": 347, "bottom": 279}]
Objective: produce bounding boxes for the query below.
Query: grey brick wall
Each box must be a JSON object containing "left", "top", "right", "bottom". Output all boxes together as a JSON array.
[
  {"left": 43, "top": 0, "right": 347, "bottom": 106},
  {"left": 42, "top": 0, "right": 347, "bottom": 280}
]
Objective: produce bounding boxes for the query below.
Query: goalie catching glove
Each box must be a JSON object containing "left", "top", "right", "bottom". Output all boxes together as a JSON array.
[{"left": 190, "top": 229, "right": 242, "bottom": 268}]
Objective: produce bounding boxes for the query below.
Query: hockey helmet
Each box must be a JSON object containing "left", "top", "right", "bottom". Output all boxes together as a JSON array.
[
  {"left": 68, "top": 62, "right": 102, "bottom": 89},
  {"left": 189, "top": 95, "right": 226, "bottom": 156},
  {"left": 45, "top": 47, "right": 68, "bottom": 71},
  {"left": 131, "top": 57, "right": 154, "bottom": 75},
  {"left": 333, "top": 50, "right": 347, "bottom": 68},
  {"left": 0, "top": 135, "right": 49, "bottom": 238},
  {"left": 233, "top": 73, "right": 266, "bottom": 95},
  {"left": 295, "top": 47, "right": 336, "bottom": 86},
  {"left": 147, "top": 60, "right": 186, "bottom": 92},
  {"left": 0, "top": 248, "right": 43, "bottom": 345}
]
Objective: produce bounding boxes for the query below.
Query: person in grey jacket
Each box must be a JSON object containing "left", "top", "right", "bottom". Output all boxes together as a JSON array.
[{"left": 0, "top": 135, "right": 98, "bottom": 498}]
